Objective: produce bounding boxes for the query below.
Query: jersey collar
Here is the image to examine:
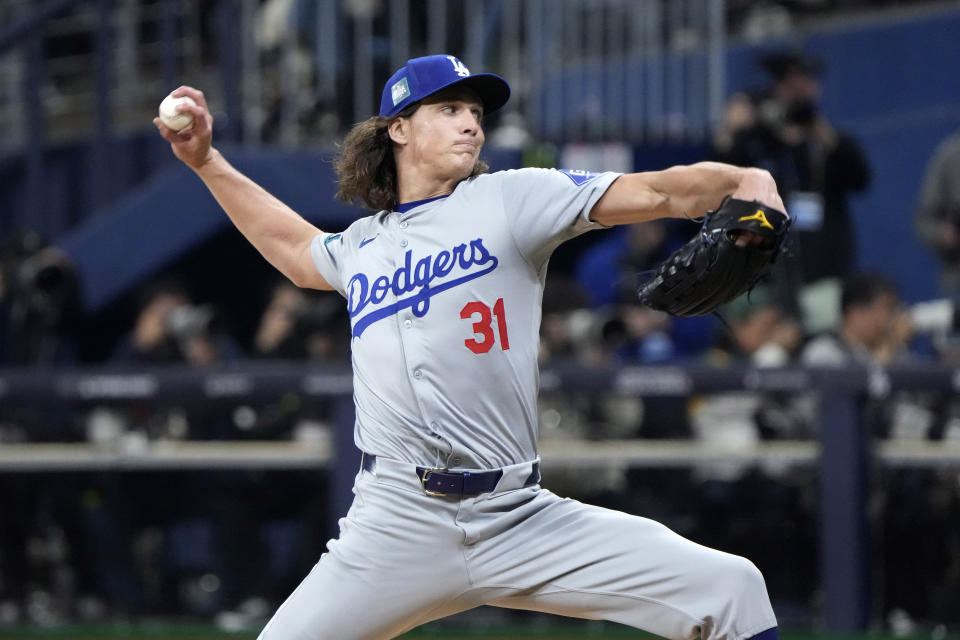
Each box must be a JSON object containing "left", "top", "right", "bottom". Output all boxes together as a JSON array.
[{"left": 395, "top": 194, "right": 449, "bottom": 213}]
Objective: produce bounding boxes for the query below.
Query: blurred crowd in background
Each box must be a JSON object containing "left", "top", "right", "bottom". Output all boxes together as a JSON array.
[{"left": 2, "top": 0, "right": 960, "bottom": 635}]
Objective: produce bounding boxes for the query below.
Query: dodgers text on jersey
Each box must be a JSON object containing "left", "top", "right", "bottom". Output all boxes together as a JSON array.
[{"left": 347, "top": 238, "right": 499, "bottom": 338}]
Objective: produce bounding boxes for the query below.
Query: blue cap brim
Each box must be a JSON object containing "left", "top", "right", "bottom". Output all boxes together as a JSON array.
[{"left": 446, "top": 73, "right": 511, "bottom": 116}]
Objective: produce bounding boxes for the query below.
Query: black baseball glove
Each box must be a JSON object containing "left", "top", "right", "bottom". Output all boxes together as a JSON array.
[{"left": 636, "top": 197, "right": 790, "bottom": 316}]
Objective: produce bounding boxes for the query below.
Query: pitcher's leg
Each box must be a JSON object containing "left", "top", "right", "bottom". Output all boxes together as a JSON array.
[
  {"left": 257, "top": 545, "right": 467, "bottom": 640},
  {"left": 258, "top": 473, "right": 470, "bottom": 640},
  {"left": 476, "top": 492, "right": 776, "bottom": 640}
]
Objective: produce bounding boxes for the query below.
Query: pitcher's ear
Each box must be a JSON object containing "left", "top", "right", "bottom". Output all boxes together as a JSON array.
[{"left": 387, "top": 117, "right": 408, "bottom": 145}]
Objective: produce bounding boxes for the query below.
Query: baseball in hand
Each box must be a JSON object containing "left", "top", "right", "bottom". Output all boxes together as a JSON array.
[{"left": 158, "top": 93, "right": 197, "bottom": 131}]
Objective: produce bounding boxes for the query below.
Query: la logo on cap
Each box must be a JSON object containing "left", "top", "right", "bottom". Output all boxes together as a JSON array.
[{"left": 447, "top": 56, "right": 470, "bottom": 78}]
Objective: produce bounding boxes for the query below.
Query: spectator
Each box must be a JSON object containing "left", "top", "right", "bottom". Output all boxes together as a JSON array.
[
  {"left": 253, "top": 280, "right": 350, "bottom": 362},
  {"left": 105, "top": 279, "right": 248, "bottom": 444},
  {"left": 253, "top": 281, "right": 311, "bottom": 359},
  {"left": 255, "top": 0, "right": 344, "bottom": 144},
  {"left": 0, "top": 230, "right": 81, "bottom": 366},
  {"left": 707, "top": 288, "right": 803, "bottom": 368},
  {"left": 0, "top": 231, "right": 83, "bottom": 446},
  {"left": 111, "top": 281, "right": 241, "bottom": 370},
  {"left": 800, "top": 272, "right": 912, "bottom": 369},
  {"left": 802, "top": 273, "right": 960, "bottom": 629},
  {"left": 0, "top": 232, "right": 91, "bottom": 625},
  {"left": 798, "top": 272, "right": 923, "bottom": 448},
  {"left": 241, "top": 280, "right": 348, "bottom": 442},
  {"left": 694, "top": 288, "right": 804, "bottom": 483},
  {"left": 795, "top": 274, "right": 953, "bottom": 508},
  {"left": 714, "top": 51, "right": 871, "bottom": 315},
  {"left": 915, "top": 128, "right": 960, "bottom": 301}
]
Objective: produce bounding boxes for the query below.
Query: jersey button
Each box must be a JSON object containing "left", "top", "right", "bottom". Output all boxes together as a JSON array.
[
  {"left": 400, "top": 239, "right": 408, "bottom": 247},
  {"left": 403, "top": 319, "right": 412, "bottom": 328},
  {"left": 451, "top": 456, "right": 463, "bottom": 467},
  {"left": 399, "top": 221, "right": 409, "bottom": 229},
  {"left": 413, "top": 369, "right": 423, "bottom": 379}
]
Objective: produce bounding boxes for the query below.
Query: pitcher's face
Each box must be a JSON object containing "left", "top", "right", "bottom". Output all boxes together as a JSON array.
[{"left": 391, "top": 88, "right": 485, "bottom": 185}]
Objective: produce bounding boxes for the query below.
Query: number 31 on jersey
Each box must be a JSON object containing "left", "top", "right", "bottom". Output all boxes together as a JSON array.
[{"left": 460, "top": 298, "right": 509, "bottom": 354}]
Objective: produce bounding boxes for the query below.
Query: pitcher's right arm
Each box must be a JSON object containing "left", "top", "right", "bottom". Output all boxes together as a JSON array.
[{"left": 154, "top": 86, "right": 333, "bottom": 291}]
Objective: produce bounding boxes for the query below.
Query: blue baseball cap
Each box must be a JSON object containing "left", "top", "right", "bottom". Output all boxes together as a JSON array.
[{"left": 379, "top": 54, "right": 511, "bottom": 118}]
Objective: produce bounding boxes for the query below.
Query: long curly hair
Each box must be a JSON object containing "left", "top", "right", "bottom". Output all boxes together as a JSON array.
[{"left": 334, "top": 102, "right": 489, "bottom": 212}]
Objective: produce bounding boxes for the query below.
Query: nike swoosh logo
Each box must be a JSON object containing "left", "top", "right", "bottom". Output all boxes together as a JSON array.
[{"left": 359, "top": 236, "right": 378, "bottom": 248}]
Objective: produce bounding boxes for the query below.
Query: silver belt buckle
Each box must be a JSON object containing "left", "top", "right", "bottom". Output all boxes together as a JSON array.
[{"left": 419, "top": 468, "right": 448, "bottom": 496}]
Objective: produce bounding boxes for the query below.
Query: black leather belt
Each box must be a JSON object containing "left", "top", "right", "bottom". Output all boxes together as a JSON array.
[{"left": 361, "top": 452, "right": 540, "bottom": 497}]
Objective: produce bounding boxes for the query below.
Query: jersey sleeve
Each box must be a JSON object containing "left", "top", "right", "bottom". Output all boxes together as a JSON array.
[
  {"left": 497, "top": 168, "right": 621, "bottom": 267},
  {"left": 309, "top": 231, "right": 348, "bottom": 296}
]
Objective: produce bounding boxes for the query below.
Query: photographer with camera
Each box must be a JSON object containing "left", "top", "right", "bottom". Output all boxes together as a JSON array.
[
  {"left": 110, "top": 281, "right": 228, "bottom": 367},
  {"left": 0, "top": 229, "right": 82, "bottom": 366},
  {"left": 714, "top": 52, "right": 871, "bottom": 316},
  {"left": 253, "top": 279, "right": 349, "bottom": 362}
]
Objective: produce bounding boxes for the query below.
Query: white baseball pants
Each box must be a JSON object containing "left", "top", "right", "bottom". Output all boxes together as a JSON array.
[{"left": 257, "top": 456, "right": 777, "bottom": 640}]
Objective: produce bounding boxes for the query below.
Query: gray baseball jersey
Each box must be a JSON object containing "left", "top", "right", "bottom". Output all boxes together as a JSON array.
[
  {"left": 309, "top": 167, "right": 619, "bottom": 469},
  {"left": 261, "top": 167, "right": 778, "bottom": 640}
]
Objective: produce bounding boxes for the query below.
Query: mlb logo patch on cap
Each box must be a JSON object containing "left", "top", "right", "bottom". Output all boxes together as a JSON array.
[{"left": 391, "top": 77, "right": 411, "bottom": 106}]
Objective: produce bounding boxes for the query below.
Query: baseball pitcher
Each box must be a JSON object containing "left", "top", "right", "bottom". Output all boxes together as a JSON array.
[{"left": 155, "top": 54, "right": 788, "bottom": 640}]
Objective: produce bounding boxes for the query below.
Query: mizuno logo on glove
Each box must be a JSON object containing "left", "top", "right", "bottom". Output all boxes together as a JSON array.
[{"left": 738, "top": 209, "right": 775, "bottom": 230}]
